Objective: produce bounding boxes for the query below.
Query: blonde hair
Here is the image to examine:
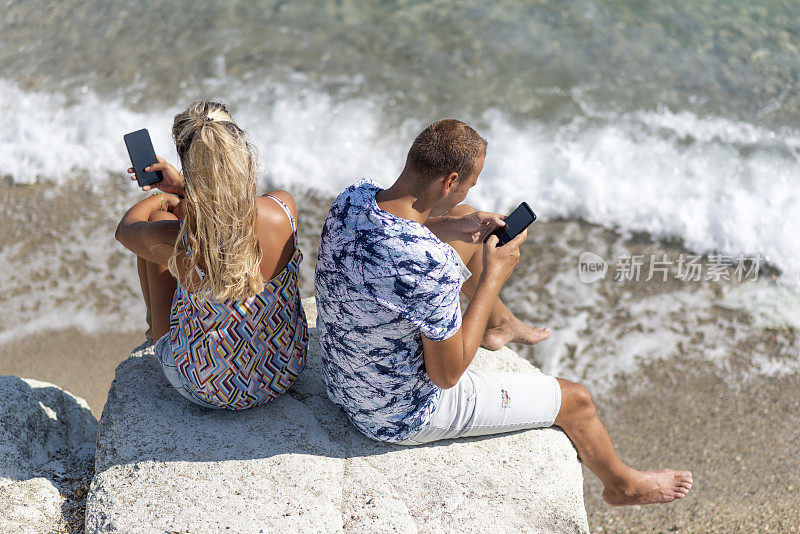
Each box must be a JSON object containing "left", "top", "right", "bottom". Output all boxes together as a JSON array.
[{"left": 167, "top": 101, "right": 264, "bottom": 301}]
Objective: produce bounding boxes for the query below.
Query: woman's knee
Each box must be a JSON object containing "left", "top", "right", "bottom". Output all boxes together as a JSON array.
[{"left": 148, "top": 209, "right": 178, "bottom": 222}]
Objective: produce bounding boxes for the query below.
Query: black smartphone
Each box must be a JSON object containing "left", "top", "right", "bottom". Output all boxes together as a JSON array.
[
  {"left": 124, "top": 129, "right": 163, "bottom": 187},
  {"left": 486, "top": 202, "right": 537, "bottom": 246}
]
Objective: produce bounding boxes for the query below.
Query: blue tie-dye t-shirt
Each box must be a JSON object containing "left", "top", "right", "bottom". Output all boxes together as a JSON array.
[{"left": 314, "top": 179, "right": 465, "bottom": 443}]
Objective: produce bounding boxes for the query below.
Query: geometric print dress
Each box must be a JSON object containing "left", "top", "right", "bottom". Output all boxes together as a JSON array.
[{"left": 166, "top": 194, "right": 308, "bottom": 410}]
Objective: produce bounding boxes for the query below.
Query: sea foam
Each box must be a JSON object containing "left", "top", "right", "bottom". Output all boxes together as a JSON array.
[{"left": 1, "top": 78, "right": 798, "bottom": 282}]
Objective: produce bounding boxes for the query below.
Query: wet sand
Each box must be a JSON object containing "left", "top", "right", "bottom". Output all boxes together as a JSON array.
[
  {"left": 584, "top": 357, "right": 800, "bottom": 532},
  {"left": 0, "top": 328, "right": 143, "bottom": 418}
]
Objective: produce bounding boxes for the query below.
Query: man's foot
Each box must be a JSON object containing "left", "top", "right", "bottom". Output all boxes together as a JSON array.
[
  {"left": 481, "top": 314, "right": 551, "bottom": 350},
  {"left": 602, "top": 468, "right": 693, "bottom": 506}
]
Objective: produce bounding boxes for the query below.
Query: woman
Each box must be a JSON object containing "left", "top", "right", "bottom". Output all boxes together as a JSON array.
[{"left": 115, "top": 101, "right": 307, "bottom": 409}]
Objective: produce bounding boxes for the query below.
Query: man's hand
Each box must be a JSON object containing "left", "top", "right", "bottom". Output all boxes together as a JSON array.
[
  {"left": 421, "top": 228, "right": 528, "bottom": 389},
  {"left": 128, "top": 155, "right": 185, "bottom": 196},
  {"left": 427, "top": 211, "right": 505, "bottom": 243},
  {"left": 454, "top": 211, "right": 506, "bottom": 243},
  {"left": 481, "top": 229, "right": 527, "bottom": 285}
]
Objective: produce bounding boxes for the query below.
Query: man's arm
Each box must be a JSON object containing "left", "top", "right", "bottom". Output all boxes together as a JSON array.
[{"left": 421, "top": 230, "right": 527, "bottom": 388}]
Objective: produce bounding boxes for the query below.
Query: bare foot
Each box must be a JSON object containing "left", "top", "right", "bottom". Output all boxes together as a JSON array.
[
  {"left": 481, "top": 315, "right": 551, "bottom": 350},
  {"left": 602, "top": 468, "right": 693, "bottom": 506}
]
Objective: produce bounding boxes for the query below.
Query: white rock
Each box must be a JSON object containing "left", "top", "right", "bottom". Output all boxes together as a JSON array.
[
  {"left": 0, "top": 376, "right": 97, "bottom": 534},
  {"left": 86, "top": 298, "right": 588, "bottom": 533}
]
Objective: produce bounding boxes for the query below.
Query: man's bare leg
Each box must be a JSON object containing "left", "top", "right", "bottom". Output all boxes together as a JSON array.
[
  {"left": 445, "top": 204, "right": 550, "bottom": 350},
  {"left": 557, "top": 379, "right": 693, "bottom": 505},
  {"left": 446, "top": 205, "right": 693, "bottom": 504}
]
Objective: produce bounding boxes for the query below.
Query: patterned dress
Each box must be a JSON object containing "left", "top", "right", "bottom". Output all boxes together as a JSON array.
[{"left": 166, "top": 195, "right": 307, "bottom": 409}]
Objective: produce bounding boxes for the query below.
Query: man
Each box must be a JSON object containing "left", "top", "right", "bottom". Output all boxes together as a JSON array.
[{"left": 315, "top": 119, "right": 692, "bottom": 505}]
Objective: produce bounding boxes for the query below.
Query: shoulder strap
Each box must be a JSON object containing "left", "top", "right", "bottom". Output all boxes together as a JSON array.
[
  {"left": 180, "top": 222, "right": 206, "bottom": 280},
  {"left": 265, "top": 194, "right": 298, "bottom": 244}
]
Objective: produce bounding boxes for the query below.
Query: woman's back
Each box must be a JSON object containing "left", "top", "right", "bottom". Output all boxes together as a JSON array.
[
  {"left": 175, "top": 191, "right": 299, "bottom": 291},
  {"left": 170, "top": 193, "right": 307, "bottom": 409}
]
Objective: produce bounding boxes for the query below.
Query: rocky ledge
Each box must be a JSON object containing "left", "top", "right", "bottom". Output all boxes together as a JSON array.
[
  {"left": 0, "top": 376, "right": 97, "bottom": 533},
  {"left": 85, "top": 298, "right": 588, "bottom": 533}
]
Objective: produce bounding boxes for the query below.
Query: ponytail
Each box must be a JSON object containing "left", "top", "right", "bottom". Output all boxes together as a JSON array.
[{"left": 167, "top": 101, "right": 264, "bottom": 301}]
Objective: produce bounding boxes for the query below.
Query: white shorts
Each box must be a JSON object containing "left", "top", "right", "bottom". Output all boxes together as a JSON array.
[{"left": 394, "top": 368, "right": 561, "bottom": 445}]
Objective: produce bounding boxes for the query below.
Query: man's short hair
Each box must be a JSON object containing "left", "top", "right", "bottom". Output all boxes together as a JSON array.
[{"left": 406, "top": 119, "right": 487, "bottom": 184}]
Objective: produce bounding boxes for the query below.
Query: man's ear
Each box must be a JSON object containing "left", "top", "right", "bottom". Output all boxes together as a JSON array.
[{"left": 441, "top": 172, "right": 459, "bottom": 195}]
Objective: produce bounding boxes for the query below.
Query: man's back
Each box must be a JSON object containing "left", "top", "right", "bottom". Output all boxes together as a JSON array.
[{"left": 314, "top": 179, "right": 467, "bottom": 443}]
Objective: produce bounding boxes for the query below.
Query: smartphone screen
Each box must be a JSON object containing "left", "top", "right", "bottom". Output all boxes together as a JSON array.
[
  {"left": 124, "top": 129, "right": 163, "bottom": 187},
  {"left": 487, "top": 202, "right": 537, "bottom": 246}
]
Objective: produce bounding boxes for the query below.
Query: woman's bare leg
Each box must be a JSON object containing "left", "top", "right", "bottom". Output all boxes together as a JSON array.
[
  {"left": 145, "top": 258, "right": 177, "bottom": 341},
  {"left": 137, "top": 256, "right": 154, "bottom": 340},
  {"left": 142, "top": 210, "right": 179, "bottom": 341},
  {"left": 555, "top": 379, "right": 693, "bottom": 505}
]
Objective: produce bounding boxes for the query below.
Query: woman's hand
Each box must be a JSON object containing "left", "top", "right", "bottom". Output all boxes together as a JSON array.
[
  {"left": 162, "top": 193, "right": 181, "bottom": 212},
  {"left": 153, "top": 192, "right": 184, "bottom": 219},
  {"left": 168, "top": 196, "right": 186, "bottom": 220},
  {"left": 128, "top": 155, "right": 185, "bottom": 196}
]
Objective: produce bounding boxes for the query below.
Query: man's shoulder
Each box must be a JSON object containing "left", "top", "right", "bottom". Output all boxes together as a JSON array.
[
  {"left": 332, "top": 179, "right": 379, "bottom": 208},
  {"left": 323, "top": 180, "right": 377, "bottom": 228},
  {"left": 319, "top": 179, "right": 458, "bottom": 285}
]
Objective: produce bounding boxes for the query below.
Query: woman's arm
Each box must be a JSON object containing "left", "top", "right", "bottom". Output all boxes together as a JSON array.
[{"left": 115, "top": 193, "right": 181, "bottom": 265}]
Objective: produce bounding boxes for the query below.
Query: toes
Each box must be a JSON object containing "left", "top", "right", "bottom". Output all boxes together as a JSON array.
[
  {"left": 528, "top": 327, "right": 551, "bottom": 345},
  {"left": 674, "top": 471, "right": 692, "bottom": 483},
  {"left": 535, "top": 328, "right": 551, "bottom": 340}
]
